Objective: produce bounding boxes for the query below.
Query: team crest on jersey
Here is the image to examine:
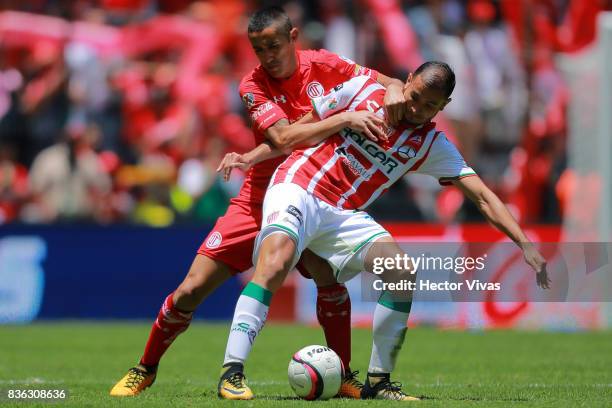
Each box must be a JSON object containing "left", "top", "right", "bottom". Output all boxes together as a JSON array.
[
  {"left": 306, "top": 81, "right": 324, "bottom": 98},
  {"left": 396, "top": 145, "right": 417, "bottom": 159},
  {"left": 242, "top": 93, "right": 255, "bottom": 108},
  {"left": 206, "top": 232, "right": 222, "bottom": 249}
]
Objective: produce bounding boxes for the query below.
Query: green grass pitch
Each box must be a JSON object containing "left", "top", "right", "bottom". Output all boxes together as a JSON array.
[{"left": 0, "top": 323, "right": 610, "bottom": 407}]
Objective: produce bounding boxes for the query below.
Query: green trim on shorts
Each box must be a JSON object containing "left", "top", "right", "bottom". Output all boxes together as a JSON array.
[
  {"left": 333, "top": 231, "right": 389, "bottom": 281},
  {"left": 242, "top": 282, "right": 272, "bottom": 306},
  {"left": 351, "top": 231, "right": 388, "bottom": 254},
  {"left": 268, "top": 223, "right": 299, "bottom": 243},
  {"left": 378, "top": 291, "right": 412, "bottom": 313}
]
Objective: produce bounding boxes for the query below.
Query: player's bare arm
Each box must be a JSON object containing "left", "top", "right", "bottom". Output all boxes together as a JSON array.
[
  {"left": 218, "top": 110, "right": 386, "bottom": 180},
  {"left": 452, "top": 175, "right": 551, "bottom": 289},
  {"left": 216, "top": 141, "right": 280, "bottom": 181},
  {"left": 376, "top": 73, "right": 406, "bottom": 126},
  {"left": 265, "top": 110, "right": 386, "bottom": 154},
  {"left": 216, "top": 112, "right": 322, "bottom": 180}
]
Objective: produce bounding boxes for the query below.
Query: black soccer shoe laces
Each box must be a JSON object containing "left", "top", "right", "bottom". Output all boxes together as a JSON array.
[
  {"left": 373, "top": 378, "right": 409, "bottom": 400},
  {"left": 343, "top": 370, "right": 364, "bottom": 389},
  {"left": 226, "top": 371, "right": 247, "bottom": 388},
  {"left": 124, "top": 367, "right": 148, "bottom": 391}
]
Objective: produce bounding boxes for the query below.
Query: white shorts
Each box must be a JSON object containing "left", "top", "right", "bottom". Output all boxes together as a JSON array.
[{"left": 254, "top": 183, "right": 390, "bottom": 283}]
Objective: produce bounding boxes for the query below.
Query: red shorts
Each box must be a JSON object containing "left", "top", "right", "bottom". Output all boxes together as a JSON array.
[
  {"left": 198, "top": 198, "right": 312, "bottom": 277},
  {"left": 198, "top": 198, "right": 261, "bottom": 273}
]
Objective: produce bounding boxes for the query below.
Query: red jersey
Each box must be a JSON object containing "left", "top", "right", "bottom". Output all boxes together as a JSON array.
[
  {"left": 236, "top": 49, "right": 379, "bottom": 205},
  {"left": 271, "top": 76, "right": 477, "bottom": 210}
]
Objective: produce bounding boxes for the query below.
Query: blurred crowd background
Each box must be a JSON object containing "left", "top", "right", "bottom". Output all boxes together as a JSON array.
[{"left": 0, "top": 0, "right": 609, "bottom": 227}]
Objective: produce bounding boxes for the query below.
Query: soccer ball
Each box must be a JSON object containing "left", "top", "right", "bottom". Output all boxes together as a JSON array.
[{"left": 287, "top": 345, "right": 343, "bottom": 400}]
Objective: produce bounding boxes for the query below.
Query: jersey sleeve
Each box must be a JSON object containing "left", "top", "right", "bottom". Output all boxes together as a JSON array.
[
  {"left": 239, "top": 76, "right": 288, "bottom": 133},
  {"left": 318, "top": 49, "right": 380, "bottom": 81},
  {"left": 310, "top": 75, "right": 372, "bottom": 120},
  {"left": 414, "top": 132, "right": 477, "bottom": 185}
]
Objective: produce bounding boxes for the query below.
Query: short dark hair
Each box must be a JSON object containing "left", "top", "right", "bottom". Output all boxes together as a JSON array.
[
  {"left": 248, "top": 6, "right": 293, "bottom": 38},
  {"left": 413, "top": 61, "right": 456, "bottom": 98}
]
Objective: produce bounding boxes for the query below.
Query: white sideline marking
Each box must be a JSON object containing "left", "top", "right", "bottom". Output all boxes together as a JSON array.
[
  {"left": 0, "top": 378, "right": 63, "bottom": 385},
  {"left": 248, "top": 381, "right": 286, "bottom": 386},
  {"left": 412, "top": 383, "right": 612, "bottom": 388}
]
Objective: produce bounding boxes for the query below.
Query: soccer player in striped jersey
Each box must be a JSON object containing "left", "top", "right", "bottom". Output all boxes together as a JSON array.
[
  {"left": 110, "top": 6, "right": 406, "bottom": 399},
  {"left": 218, "top": 61, "right": 550, "bottom": 400}
]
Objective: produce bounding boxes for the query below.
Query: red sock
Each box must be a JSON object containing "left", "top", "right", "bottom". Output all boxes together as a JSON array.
[
  {"left": 316, "top": 284, "right": 351, "bottom": 372},
  {"left": 140, "top": 292, "right": 193, "bottom": 367}
]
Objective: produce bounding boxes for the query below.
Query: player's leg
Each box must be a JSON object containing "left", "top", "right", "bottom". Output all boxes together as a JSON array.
[
  {"left": 311, "top": 208, "right": 418, "bottom": 401},
  {"left": 139, "top": 255, "right": 234, "bottom": 368},
  {"left": 220, "top": 233, "right": 295, "bottom": 353},
  {"left": 296, "top": 251, "right": 361, "bottom": 398},
  {"left": 110, "top": 255, "right": 234, "bottom": 396},
  {"left": 359, "top": 236, "right": 420, "bottom": 401},
  {"left": 218, "top": 183, "right": 312, "bottom": 400},
  {"left": 173, "top": 255, "right": 235, "bottom": 310},
  {"left": 111, "top": 199, "right": 258, "bottom": 397},
  {"left": 218, "top": 233, "right": 297, "bottom": 400}
]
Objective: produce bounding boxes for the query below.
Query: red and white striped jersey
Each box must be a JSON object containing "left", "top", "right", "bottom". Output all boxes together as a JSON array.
[
  {"left": 271, "top": 76, "right": 476, "bottom": 210},
  {"left": 236, "top": 50, "right": 378, "bottom": 205}
]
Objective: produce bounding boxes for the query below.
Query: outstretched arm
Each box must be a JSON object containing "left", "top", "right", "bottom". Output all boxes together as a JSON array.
[
  {"left": 216, "top": 141, "right": 281, "bottom": 181},
  {"left": 453, "top": 175, "right": 551, "bottom": 289}
]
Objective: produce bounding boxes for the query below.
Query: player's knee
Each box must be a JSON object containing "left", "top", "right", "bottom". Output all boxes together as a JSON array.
[
  {"left": 256, "top": 254, "right": 293, "bottom": 291},
  {"left": 174, "top": 255, "right": 233, "bottom": 309},
  {"left": 259, "top": 234, "right": 296, "bottom": 271},
  {"left": 175, "top": 280, "right": 201, "bottom": 299},
  {"left": 381, "top": 263, "right": 417, "bottom": 290},
  {"left": 365, "top": 238, "right": 416, "bottom": 279},
  {"left": 174, "top": 281, "right": 205, "bottom": 308},
  {"left": 310, "top": 268, "right": 337, "bottom": 287},
  {"left": 260, "top": 255, "right": 292, "bottom": 273},
  {"left": 174, "top": 265, "right": 212, "bottom": 308},
  {"left": 396, "top": 262, "right": 417, "bottom": 280},
  {"left": 254, "top": 234, "right": 296, "bottom": 291}
]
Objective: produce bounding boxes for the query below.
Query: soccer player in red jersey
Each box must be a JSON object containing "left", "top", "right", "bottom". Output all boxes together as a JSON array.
[
  {"left": 217, "top": 61, "right": 550, "bottom": 400},
  {"left": 110, "top": 7, "right": 406, "bottom": 399}
]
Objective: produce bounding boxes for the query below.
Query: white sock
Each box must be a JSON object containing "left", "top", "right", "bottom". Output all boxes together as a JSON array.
[
  {"left": 368, "top": 300, "right": 410, "bottom": 373},
  {"left": 223, "top": 282, "right": 271, "bottom": 366}
]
